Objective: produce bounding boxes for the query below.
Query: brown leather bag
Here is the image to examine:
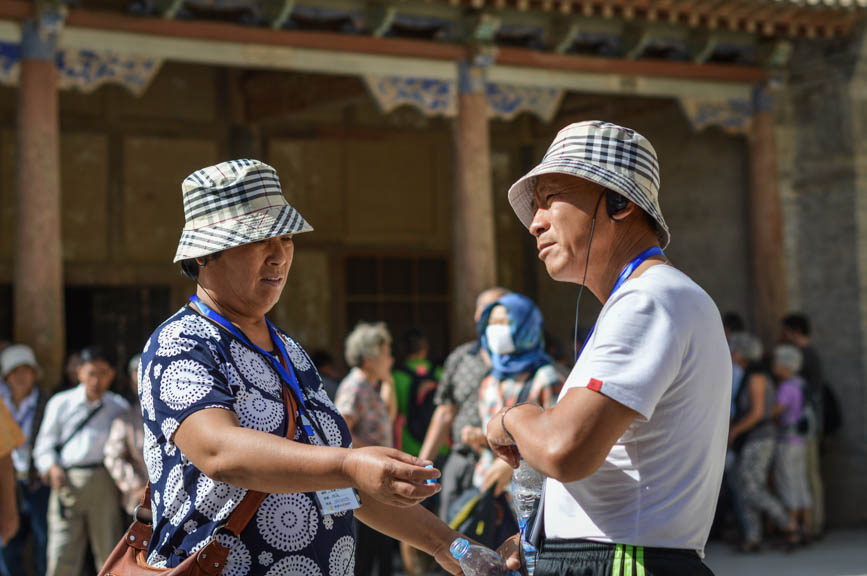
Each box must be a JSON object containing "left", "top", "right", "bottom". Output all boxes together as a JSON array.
[{"left": 99, "top": 388, "right": 297, "bottom": 576}]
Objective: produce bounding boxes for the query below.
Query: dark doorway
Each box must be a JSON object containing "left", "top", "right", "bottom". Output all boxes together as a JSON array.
[
  {"left": 0, "top": 285, "right": 11, "bottom": 343},
  {"left": 344, "top": 255, "right": 450, "bottom": 365},
  {"left": 65, "top": 285, "right": 171, "bottom": 391}
]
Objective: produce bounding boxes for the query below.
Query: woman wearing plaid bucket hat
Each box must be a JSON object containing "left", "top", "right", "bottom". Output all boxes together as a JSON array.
[
  {"left": 102, "top": 160, "right": 465, "bottom": 576},
  {"left": 484, "top": 122, "right": 731, "bottom": 576}
]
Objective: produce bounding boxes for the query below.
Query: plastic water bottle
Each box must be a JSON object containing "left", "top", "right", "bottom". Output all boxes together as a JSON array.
[
  {"left": 449, "top": 537, "right": 517, "bottom": 576},
  {"left": 511, "top": 460, "right": 543, "bottom": 576}
]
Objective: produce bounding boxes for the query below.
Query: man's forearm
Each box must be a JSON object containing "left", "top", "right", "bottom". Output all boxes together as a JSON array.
[{"left": 501, "top": 389, "right": 637, "bottom": 483}]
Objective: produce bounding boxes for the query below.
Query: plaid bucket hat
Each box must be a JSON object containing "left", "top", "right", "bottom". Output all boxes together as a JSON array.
[
  {"left": 507, "top": 121, "right": 670, "bottom": 249},
  {"left": 173, "top": 159, "right": 312, "bottom": 263}
]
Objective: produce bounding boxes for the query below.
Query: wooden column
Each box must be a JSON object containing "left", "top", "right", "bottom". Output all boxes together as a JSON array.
[
  {"left": 748, "top": 86, "right": 787, "bottom": 347},
  {"left": 451, "top": 63, "right": 496, "bottom": 345},
  {"left": 14, "top": 17, "right": 64, "bottom": 391}
]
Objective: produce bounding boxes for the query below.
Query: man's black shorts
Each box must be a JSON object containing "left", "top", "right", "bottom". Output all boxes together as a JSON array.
[{"left": 535, "top": 538, "right": 715, "bottom": 576}]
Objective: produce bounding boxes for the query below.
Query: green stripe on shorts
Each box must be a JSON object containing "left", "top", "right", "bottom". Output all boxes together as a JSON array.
[
  {"left": 624, "top": 545, "right": 634, "bottom": 576},
  {"left": 636, "top": 546, "right": 646, "bottom": 576},
  {"left": 613, "top": 543, "right": 623, "bottom": 576}
]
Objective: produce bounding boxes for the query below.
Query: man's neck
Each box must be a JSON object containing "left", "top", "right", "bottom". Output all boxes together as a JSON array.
[
  {"left": 10, "top": 387, "right": 31, "bottom": 408},
  {"left": 587, "top": 231, "right": 663, "bottom": 303}
]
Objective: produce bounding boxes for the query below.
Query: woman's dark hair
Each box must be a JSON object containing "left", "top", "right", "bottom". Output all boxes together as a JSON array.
[{"left": 180, "top": 251, "right": 223, "bottom": 280}]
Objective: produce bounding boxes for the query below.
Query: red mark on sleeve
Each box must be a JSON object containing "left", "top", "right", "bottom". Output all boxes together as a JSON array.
[{"left": 587, "top": 379, "right": 603, "bottom": 392}]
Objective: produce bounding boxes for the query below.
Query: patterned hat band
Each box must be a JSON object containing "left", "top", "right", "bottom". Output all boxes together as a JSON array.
[
  {"left": 173, "top": 159, "right": 312, "bottom": 263},
  {"left": 508, "top": 121, "right": 670, "bottom": 249}
]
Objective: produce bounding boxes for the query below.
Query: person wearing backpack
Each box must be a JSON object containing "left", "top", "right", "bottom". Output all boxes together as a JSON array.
[
  {"left": 392, "top": 329, "right": 446, "bottom": 459},
  {"left": 772, "top": 344, "right": 813, "bottom": 547}
]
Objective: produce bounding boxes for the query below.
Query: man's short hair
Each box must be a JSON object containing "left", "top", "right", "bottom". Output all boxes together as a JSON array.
[
  {"left": 402, "top": 328, "right": 428, "bottom": 357},
  {"left": 180, "top": 251, "right": 223, "bottom": 280},
  {"left": 79, "top": 345, "right": 116, "bottom": 367},
  {"left": 723, "top": 312, "right": 745, "bottom": 333},
  {"left": 782, "top": 313, "right": 811, "bottom": 337}
]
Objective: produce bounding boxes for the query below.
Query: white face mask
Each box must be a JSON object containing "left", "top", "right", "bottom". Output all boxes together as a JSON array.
[{"left": 486, "top": 324, "right": 516, "bottom": 356}]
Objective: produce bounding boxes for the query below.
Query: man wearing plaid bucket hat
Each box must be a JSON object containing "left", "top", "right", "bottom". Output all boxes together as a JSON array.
[
  {"left": 120, "top": 160, "right": 465, "bottom": 576},
  {"left": 485, "top": 122, "right": 731, "bottom": 575}
]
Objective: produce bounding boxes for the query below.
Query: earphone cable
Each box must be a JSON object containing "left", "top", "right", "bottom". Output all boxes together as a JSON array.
[{"left": 573, "top": 192, "right": 605, "bottom": 364}]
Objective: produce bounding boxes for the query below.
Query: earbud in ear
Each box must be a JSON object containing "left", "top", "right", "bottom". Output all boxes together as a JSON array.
[{"left": 605, "top": 190, "right": 630, "bottom": 220}]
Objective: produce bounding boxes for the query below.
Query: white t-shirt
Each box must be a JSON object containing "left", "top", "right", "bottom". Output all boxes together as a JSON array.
[{"left": 543, "top": 265, "right": 731, "bottom": 556}]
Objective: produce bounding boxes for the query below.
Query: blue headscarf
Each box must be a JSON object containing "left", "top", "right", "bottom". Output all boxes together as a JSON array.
[{"left": 478, "top": 292, "right": 551, "bottom": 380}]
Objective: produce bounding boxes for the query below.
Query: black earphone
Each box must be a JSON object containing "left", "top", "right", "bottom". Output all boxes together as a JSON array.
[{"left": 605, "top": 190, "right": 629, "bottom": 219}]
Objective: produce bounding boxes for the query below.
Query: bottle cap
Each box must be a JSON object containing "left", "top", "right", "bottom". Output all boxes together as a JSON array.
[
  {"left": 449, "top": 537, "right": 470, "bottom": 560},
  {"left": 425, "top": 464, "right": 438, "bottom": 485}
]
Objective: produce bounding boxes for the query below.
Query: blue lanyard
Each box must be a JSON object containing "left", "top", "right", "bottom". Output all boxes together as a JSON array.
[
  {"left": 189, "top": 295, "right": 315, "bottom": 437},
  {"left": 578, "top": 246, "right": 665, "bottom": 359}
]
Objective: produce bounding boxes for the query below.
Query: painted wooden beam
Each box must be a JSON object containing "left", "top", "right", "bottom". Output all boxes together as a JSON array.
[{"left": 493, "top": 45, "right": 766, "bottom": 84}]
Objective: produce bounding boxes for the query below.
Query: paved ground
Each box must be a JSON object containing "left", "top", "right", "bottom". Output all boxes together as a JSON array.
[{"left": 704, "top": 530, "right": 867, "bottom": 576}]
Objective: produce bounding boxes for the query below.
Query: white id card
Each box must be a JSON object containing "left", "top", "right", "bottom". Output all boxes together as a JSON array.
[{"left": 314, "top": 488, "right": 362, "bottom": 515}]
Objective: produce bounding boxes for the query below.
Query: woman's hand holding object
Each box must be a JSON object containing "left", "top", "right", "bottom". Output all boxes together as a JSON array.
[{"left": 342, "top": 446, "right": 441, "bottom": 507}]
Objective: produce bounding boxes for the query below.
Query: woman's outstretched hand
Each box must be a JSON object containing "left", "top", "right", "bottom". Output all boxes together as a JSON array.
[{"left": 342, "top": 446, "right": 441, "bottom": 507}]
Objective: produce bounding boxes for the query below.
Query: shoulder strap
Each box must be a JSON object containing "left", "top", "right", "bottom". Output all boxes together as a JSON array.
[
  {"left": 136, "top": 383, "right": 298, "bottom": 537},
  {"left": 55, "top": 401, "right": 104, "bottom": 455}
]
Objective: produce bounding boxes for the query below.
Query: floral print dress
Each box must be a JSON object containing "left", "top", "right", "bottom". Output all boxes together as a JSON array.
[{"left": 138, "top": 306, "right": 355, "bottom": 576}]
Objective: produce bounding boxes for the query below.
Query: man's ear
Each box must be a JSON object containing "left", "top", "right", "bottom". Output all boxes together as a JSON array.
[{"left": 610, "top": 202, "right": 636, "bottom": 222}]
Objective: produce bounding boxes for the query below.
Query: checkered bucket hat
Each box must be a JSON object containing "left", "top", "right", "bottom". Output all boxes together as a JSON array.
[
  {"left": 173, "top": 159, "right": 312, "bottom": 263},
  {"left": 507, "top": 121, "right": 670, "bottom": 249}
]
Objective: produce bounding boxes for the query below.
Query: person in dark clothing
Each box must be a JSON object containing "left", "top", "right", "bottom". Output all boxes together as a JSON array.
[{"left": 781, "top": 313, "right": 826, "bottom": 539}]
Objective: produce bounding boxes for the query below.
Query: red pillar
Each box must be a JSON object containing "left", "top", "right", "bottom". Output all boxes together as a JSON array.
[
  {"left": 748, "top": 86, "right": 787, "bottom": 348},
  {"left": 451, "top": 64, "right": 496, "bottom": 345},
  {"left": 14, "top": 19, "right": 64, "bottom": 390}
]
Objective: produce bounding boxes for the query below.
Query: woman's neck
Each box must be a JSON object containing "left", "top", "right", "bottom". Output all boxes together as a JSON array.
[
  {"left": 195, "top": 286, "right": 271, "bottom": 349},
  {"left": 360, "top": 366, "right": 381, "bottom": 388}
]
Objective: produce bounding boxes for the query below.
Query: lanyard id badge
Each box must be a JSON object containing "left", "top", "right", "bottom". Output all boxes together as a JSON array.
[
  {"left": 314, "top": 488, "right": 362, "bottom": 516},
  {"left": 296, "top": 413, "right": 363, "bottom": 515}
]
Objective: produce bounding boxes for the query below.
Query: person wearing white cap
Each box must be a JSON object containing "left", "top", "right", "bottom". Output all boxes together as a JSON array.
[
  {"left": 129, "top": 160, "right": 463, "bottom": 575},
  {"left": 484, "top": 122, "right": 731, "bottom": 575},
  {"left": 0, "top": 344, "right": 49, "bottom": 576}
]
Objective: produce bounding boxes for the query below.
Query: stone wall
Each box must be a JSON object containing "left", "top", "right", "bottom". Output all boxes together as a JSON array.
[{"left": 776, "top": 28, "right": 867, "bottom": 526}]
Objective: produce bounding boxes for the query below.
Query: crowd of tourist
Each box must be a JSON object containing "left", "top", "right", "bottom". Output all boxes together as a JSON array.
[
  {"left": 0, "top": 302, "right": 836, "bottom": 576},
  {"left": 715, "top": 312, "right": 839, "bottom": 554}
]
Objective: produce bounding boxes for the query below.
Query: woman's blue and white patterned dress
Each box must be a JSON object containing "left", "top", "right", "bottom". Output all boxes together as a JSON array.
[{"left": 138, "top": 306, "right": 356, "bottom": 576}]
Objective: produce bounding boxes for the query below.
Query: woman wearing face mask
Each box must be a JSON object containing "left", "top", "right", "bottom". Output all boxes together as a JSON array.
[{"left": 462, "top": 293, "right": 563, "bottom": 496}]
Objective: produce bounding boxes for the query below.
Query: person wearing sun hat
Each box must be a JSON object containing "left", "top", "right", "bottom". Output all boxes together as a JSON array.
[
  {"left": 0, "top": 344, "right": 50, "bottom": 576},
  {"left": 132, "top": 159, "right": 464, "bottom": 575},
  {"left": 484, "top": 122, "right": 731, "bottom": 575}
]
